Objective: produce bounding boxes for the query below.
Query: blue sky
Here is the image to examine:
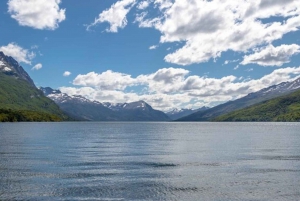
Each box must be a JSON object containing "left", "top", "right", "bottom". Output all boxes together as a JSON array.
[{"left": 1, "top": 0, "right": 300, "bottom": 111}]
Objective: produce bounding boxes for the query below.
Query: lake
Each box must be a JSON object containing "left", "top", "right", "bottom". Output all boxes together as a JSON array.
[{"left": 0, "top": 122, "right": 299, "bottom": 200}]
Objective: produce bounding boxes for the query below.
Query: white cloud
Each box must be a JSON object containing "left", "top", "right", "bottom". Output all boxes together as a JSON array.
[
  {"left": 73, "top": 70, "right": 137, "bottom": 90},
  {"left": 8, "top": 0, "right": 65, "bottom": 30},
  {"left": 60, "top": 66, "right": 300, "bottom": 111},
  {"left": 60, "top": 86, "right": 141, "bottom": 104},
  {"left": 135, "top": 0, "right": 300, "bottom": 65},
  {"left": 241, "top": 44, "right": 300, "bottom": 66},
  {"left": 245, "top": 67, "right": 300, "bottom": 92},
  {"left": 134, "top": 12, "right": 162, "bottom": 28},
  {"left": 0, "top": 43, "right": 35, "bottom": 64},
  {"left": 87, "top": 0, "right": 136, "bottom": 32},
  {"left": 149, "top": 45, "right": 158, "bottom": 50},
  {"left": 63, "top": 71, "right": 71, "bottom": 77},
  {"left": 137, "top": 67, "right": 189, "bottom": 93},
  {"left": 32, "top": 63, "right": 42, "bottom": 70},
  {"left": 137, "top": 1, "right": 150, "bottom": 10},
  {"left": 154, "top": 0, "right": 173, "bottom": 10}
]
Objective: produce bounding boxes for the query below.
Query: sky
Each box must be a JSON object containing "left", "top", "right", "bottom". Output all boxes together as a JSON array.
[{"left": 1, "top": 0, "right": 300, "bottom": 111}]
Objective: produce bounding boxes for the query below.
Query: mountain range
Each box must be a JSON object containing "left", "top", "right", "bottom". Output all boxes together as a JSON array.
[
  {"left": 40, "top": 87, "right": 170, "bottom": 121},
  {"left": 1, "top": 51, "right": 300, "bottom": 122},
  {"left": 178, "top": 77, "right": 300, "bottom": 121}
]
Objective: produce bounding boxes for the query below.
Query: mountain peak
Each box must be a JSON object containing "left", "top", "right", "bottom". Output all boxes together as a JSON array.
[
  {"left": 122, "top": 100, "right": 152, "bottom": 110},
  {"left": 39, "top": 87, "right": 62, "bottom": 96},
  {"left": 0, "top": 51, "right": 35, "bottom": 87}
]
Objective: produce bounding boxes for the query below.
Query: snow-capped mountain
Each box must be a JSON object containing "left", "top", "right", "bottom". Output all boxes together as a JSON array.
[
  {"left": 40, "top": 87, "right": 170, "bottom": 121},
  {"left": 103, "top": 101, "right": 152, "bottom": 111},
  {"left": 0, "top": 51, "right": 35, "bottom": 87},
  {"left": 0, "top": 52, "right": 68, "bottom": 121},
  {"left": 166, "top": 107, "right": 209, "bottom": 120},
  {"left": 255, "top": 77, "right": 300, "bottom": 96},
  {"left": 179, "top": 77, "right": 300, "bottom": 121},
  {"left": 40, "top": 87, "right": 103, "bottom": 105},
  {"left": 40, "top": 87, "right": 61, "bottom": 96}
]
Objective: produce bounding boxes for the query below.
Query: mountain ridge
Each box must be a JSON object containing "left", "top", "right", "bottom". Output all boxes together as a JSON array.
[
  {"left": 2, "top": 51, "right": 299, "bottom": 122},
  {"left": 0, "top": 51, "right": 35, "bottom": 87},
  {"left": 0, "top": 52, "right": 69, "bottom": 121},
  {"left": 166, "top": 107, "right": 209, "bottom": 120},
  {"left": 178, "top": 77, "right": 300, "bottom": 121},
  {"left": 40, "top": 87, "right": 170, "bottom": 121},
  {"left": 214, "top": 88, "right": 300, "bottom": 122}
]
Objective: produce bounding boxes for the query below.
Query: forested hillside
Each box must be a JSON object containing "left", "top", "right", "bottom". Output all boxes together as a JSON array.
[{"left": 214, "top": 89, "right": 300, "bottom": 122}]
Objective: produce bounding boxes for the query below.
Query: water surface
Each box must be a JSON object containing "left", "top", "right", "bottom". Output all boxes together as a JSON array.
[{"left": 0, "top": 122, "right": 300, "bottom": 200}]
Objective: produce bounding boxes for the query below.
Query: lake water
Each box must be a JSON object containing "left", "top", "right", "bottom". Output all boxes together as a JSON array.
[{"left": 0, "top": 122, "right": 300, "bottom": 201}]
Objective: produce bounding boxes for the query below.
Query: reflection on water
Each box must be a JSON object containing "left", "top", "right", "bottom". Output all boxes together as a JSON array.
[{"left": 0, "top": 122, "right": 300, "bottom": 200}]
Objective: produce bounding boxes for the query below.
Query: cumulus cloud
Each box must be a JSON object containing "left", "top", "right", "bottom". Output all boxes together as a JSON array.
[
  {"left": 241, "top": 44, "right": 300, "bottom": 66},
  {"left": 134, "top": 0, "right": 300, "bottom": 65},
  {"left": 32, "top": 63, "right": 42, "bottom": 70},
  {"left": 8, "top": 0, "right": 65, "bottom": 30},
  {"left": 73, "top": 70, "right": 137, "bottom": 90},
  {"left": 60, "top": 66, "right": 300, "bottom": 111},
  {"left": 63, "top": 71, "right": 71, "bottom": 77},
  {"left": 137, "top": 67, "right": 189, "bottom": 93},
  {"left": 87, "top": 0, "right": 136, "bottom": 32},
  {"left": 0, "top": 43, "right": 35, "bottom": 64},
  {"left": 88, "top": 0, "right": 300, "bottom": 66},
  {"left": 60, "top": 86, "right": 140, "bottom": 104}
]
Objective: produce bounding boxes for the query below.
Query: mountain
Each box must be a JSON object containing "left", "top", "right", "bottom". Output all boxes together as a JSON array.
[
  {"left": 214, "top": 89, "right": 300, "bottom": 122},
  {"left": 40, "top": 87, "right": 116, "bottom": 121},
  {"left": 40, "top": 86, "right": 61, "bottom": 96},
  {"left": 178, "top": 77, "right": 300, "bottom": 121},
  {"left": 166, "top": 107, "right": 209, "bottom": 120},
  {"left": 41, "top": 87, "right": 170, "bottom": 121},
  {"left": 0, "top": 52, "right": 35, "bottom": 87},
  {"left": 0, "top": 52, "right": 69, "bottom": 121},
  {"left": 105, "top": 100, "right": 170, "bottom": 121}
]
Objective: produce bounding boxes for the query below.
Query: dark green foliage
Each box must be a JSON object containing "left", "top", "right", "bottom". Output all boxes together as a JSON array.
[
  {"left": 0, "top": 73, "right": 68, "bottom": 121},
  {"left": 214, "top": 89, "right": 300, "bottom": 122},
  {"left": 0, "top": 108, "right": 62, "bottom": 122}
]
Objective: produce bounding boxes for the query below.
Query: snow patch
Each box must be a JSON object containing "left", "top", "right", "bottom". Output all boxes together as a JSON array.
[{"left": 3, "top": 67, "right": 12, "bottom": 72}]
